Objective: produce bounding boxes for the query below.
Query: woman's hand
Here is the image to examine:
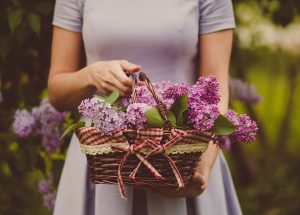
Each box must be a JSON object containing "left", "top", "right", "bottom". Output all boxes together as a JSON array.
[
  {"left": 87, "top": 60, "right": 141, "bottom": 96},
  {"left": 135, "top": 141, "right": 219, "bottom": 198},
  {"left": 147, "top": 171, "right": 209, "bottom": 198}
]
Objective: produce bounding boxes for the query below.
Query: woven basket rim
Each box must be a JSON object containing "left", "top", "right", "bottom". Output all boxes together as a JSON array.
[{"left": 76, "top": 126, "right": 214, "bottom": 137}]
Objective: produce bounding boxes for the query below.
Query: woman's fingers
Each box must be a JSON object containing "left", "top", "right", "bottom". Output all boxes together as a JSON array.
[
  {"left": 192, "top": 172, "right": 206, "bottom": 187},
  {"left": 111, "top": 63, "right": 134, "bottom": 88},
  {"left": 102, "top": 75, "right": 131, "bottom": 96},
  {"left": 118, "top": 60, "right": 141, "bottom": 73}
]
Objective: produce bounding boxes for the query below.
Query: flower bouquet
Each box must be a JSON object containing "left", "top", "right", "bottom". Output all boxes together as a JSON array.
[{"left": 62, "top": 72, "right": 257, "bottom": 199}]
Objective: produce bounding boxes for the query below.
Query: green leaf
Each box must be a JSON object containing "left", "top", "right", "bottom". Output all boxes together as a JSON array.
[
  {"left": 60, "top": 121, "right": 85, "bottom": 140},
  {"left": 170, "top": 93, "right": 188, "bottom": 126},
  {"left": 27, "top": 13, "right": 41, "bottom": 36},
  {"left": 8, "top": 9, "right": 23, "bottom": 33},
  {"left": 94, "top": 95, "right": 105, "bottom": 100},
  {"left": 105, "top": 91, "right": 120, "bottom": 104},
  {"left": 146, "top": 107, "right": 164, "bottom": 128},
  {"left": 210, "top": 115, "right": 237, "bottom": 135},
  {"left": 112, "top": 97, "right": 121, "bottom": 107},
  {"left": 167, "top": 110, "right": 176, "bottom": 127}
]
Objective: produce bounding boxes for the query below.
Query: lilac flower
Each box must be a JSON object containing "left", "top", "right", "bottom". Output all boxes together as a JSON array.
[
  {"left": 119, "top": 81, "right": 174, "bottom": 108},
  {"left": 0, "top": 91, "right": 2, "bottom": 103},
  {"left": 41, "top": 127, "right": 63, "bottom": 154},
  {"left": 38, "top": 174, "right": 56, "bottom": 210},
  {"left": 213, "top": 135, "right": 231, "bottom": 150},
  {"left": 32, "top": 99, "right": 66, "bottom": 153},
  {"left": 189, "top": 76, "right": 220, "bottom": 106},
  {"left": 225, "top": 109, "right": 240, "bottom": 125},
  {"left": 187, "top": 103, "right": 220, "bottom": 132},
  {"left": 78, "top": 97, "right": 101, "bottom": 119},
  {"left": 119, "top": 85, "right": 156, "bottom": 108},
  {"left": 43, "top": 192, "right": 56, "bottom": 210},
  {"left": 135, "top": 85, "right": 157, "bottom": 106},
  {"left": 12, "top": 109, "right": 36, "bottom": 137},
  {"left": 79, "top": 97, "right": 127, "bottom": 135},
  {"left": 225, "top": 109, "right": 258, "bottom": 143},
  {"left": 229, "top": 78, "right": 262, "bottom": 104},
  {"left": 162, "top": 83, "right": 189, "bottom": 108},
  {"left": 38, "top": 175, "right": 53, "bottom": 194},
  {"left": 126, "top": 103, "right": 151, "bottom": 129}
]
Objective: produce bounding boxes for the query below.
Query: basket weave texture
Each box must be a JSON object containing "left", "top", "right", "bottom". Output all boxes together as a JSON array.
[{"left": 75, "top": 72, "right": 213, "bottom": 198}]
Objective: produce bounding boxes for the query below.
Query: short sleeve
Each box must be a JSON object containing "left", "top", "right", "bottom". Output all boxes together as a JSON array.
[
  {"left": 52, "top": 0, "right": 83, "bottom": 32},
  {"left": 199, "top": 0, "right": 235, "bottom": 35}
]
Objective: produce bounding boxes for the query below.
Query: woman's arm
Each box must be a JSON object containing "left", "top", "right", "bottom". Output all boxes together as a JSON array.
[
  {"left": 48, "top": 27, "right": 141, "bottom": 111},
  {"left": 194, "top": 28, "right": 233, "bottom": 191},
  {"left": 149, "top": 29, "right": 233, "bottom": 198}
]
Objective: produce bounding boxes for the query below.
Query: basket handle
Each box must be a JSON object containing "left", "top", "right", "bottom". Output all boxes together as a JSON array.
[{"left": 128, "top": 72, "right": 171, "bottom": 129}]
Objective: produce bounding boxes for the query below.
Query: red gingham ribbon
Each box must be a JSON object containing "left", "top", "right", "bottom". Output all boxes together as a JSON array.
[
  {"left": 111, "top": 128, "right": 187, "bottom": 199},
  {"left": 111, "top": 141, "right": 164, "bottom": 199}
]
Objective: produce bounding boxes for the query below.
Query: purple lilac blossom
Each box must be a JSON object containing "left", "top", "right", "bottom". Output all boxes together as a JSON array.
[
  {"left": 79, "top": 97, "right": 127, "bottom": 135},
  {"left": 43, "top": 192, "right": 56, "bottom": 210},
  {"left": 226, "top": 109, "right": 258, "bottom": 144},
  {"left": 126, "top": 103, "right": 151, "bottom": 129},
  {"left": 38, "top": 174, "right": 56, "bottom": 210},
  {"left": 188, "top": 75, "right": 220, "bottom": 106},
  {"left": 213, "top": 135, "right": 232, "bottom": 150},
  {"left": 229, "top": 78, "right": 262, "bottom": 104},
  {"left": 119, "top": 81, "right": 174, "bottom": 108},
  {"left": 161, "top": 82, "right": 189, "bottom": 108},
  {"left": 38, "top": 175, "right": 53, "bottom": 194},
  {"left": 32, "top": 99, "right": 66, "bottom": 154},
  {"left": 187, "top": 103, "right": 220, "bottom": 132},
  {"left": 12, "top": 109, "right": 36, "bottom": 137},
  {"left": 186, "top": 76, "right": 221, "bottom": 132}
]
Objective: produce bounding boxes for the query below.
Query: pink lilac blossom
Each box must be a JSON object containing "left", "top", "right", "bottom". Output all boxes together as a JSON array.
[
  {"left": 126, "top": 103, "right": 151, "bottom": 129},
  {"left": 12, "top": 109, "right": 36, "bottom": 138},
  {"left": 79, "top": 97, "right": 127, "bottom": 134},
  {"left": 223, "top": 109, "right": 258, "bottom": 144}
]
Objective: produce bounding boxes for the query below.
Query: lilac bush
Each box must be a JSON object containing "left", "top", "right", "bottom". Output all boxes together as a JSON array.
[
  {"left": 38, "top": 175, "right": 56, "bottom": 210},
  {"left": 32, "top": 99, "right": 66, "bottom": 153},
  {"left": 229, "top": 78, "right": 262, "bottom": 104},
  {"left": 12, "top": 99, "right": 67, "bottom": 153},
  {"left": 12, "top": 109, "right": 36, "bottom": 137}
]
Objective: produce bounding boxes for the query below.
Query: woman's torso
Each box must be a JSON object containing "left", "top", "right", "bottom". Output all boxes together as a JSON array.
[{"left": 81, "top": 0, "right": 200, "bottom": 84}]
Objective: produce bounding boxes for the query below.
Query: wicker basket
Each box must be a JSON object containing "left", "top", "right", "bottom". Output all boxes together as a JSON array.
[{"left": 75, "top": 72, "right": 213, "bottom": 198}]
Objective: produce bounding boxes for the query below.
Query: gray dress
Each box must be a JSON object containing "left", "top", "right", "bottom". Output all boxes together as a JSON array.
[{"left": 52, "top": 0, "right": 242, "bottom": 214}]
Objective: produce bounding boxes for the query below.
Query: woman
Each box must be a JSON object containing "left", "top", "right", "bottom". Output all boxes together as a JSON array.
[{"left": 48, "top": 0, "right": 242, "bottom": 214}]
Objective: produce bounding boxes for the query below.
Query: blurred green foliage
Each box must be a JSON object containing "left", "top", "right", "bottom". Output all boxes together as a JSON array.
[{"left": 0, "top": 0, "right": 300, "bottom": 214}]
